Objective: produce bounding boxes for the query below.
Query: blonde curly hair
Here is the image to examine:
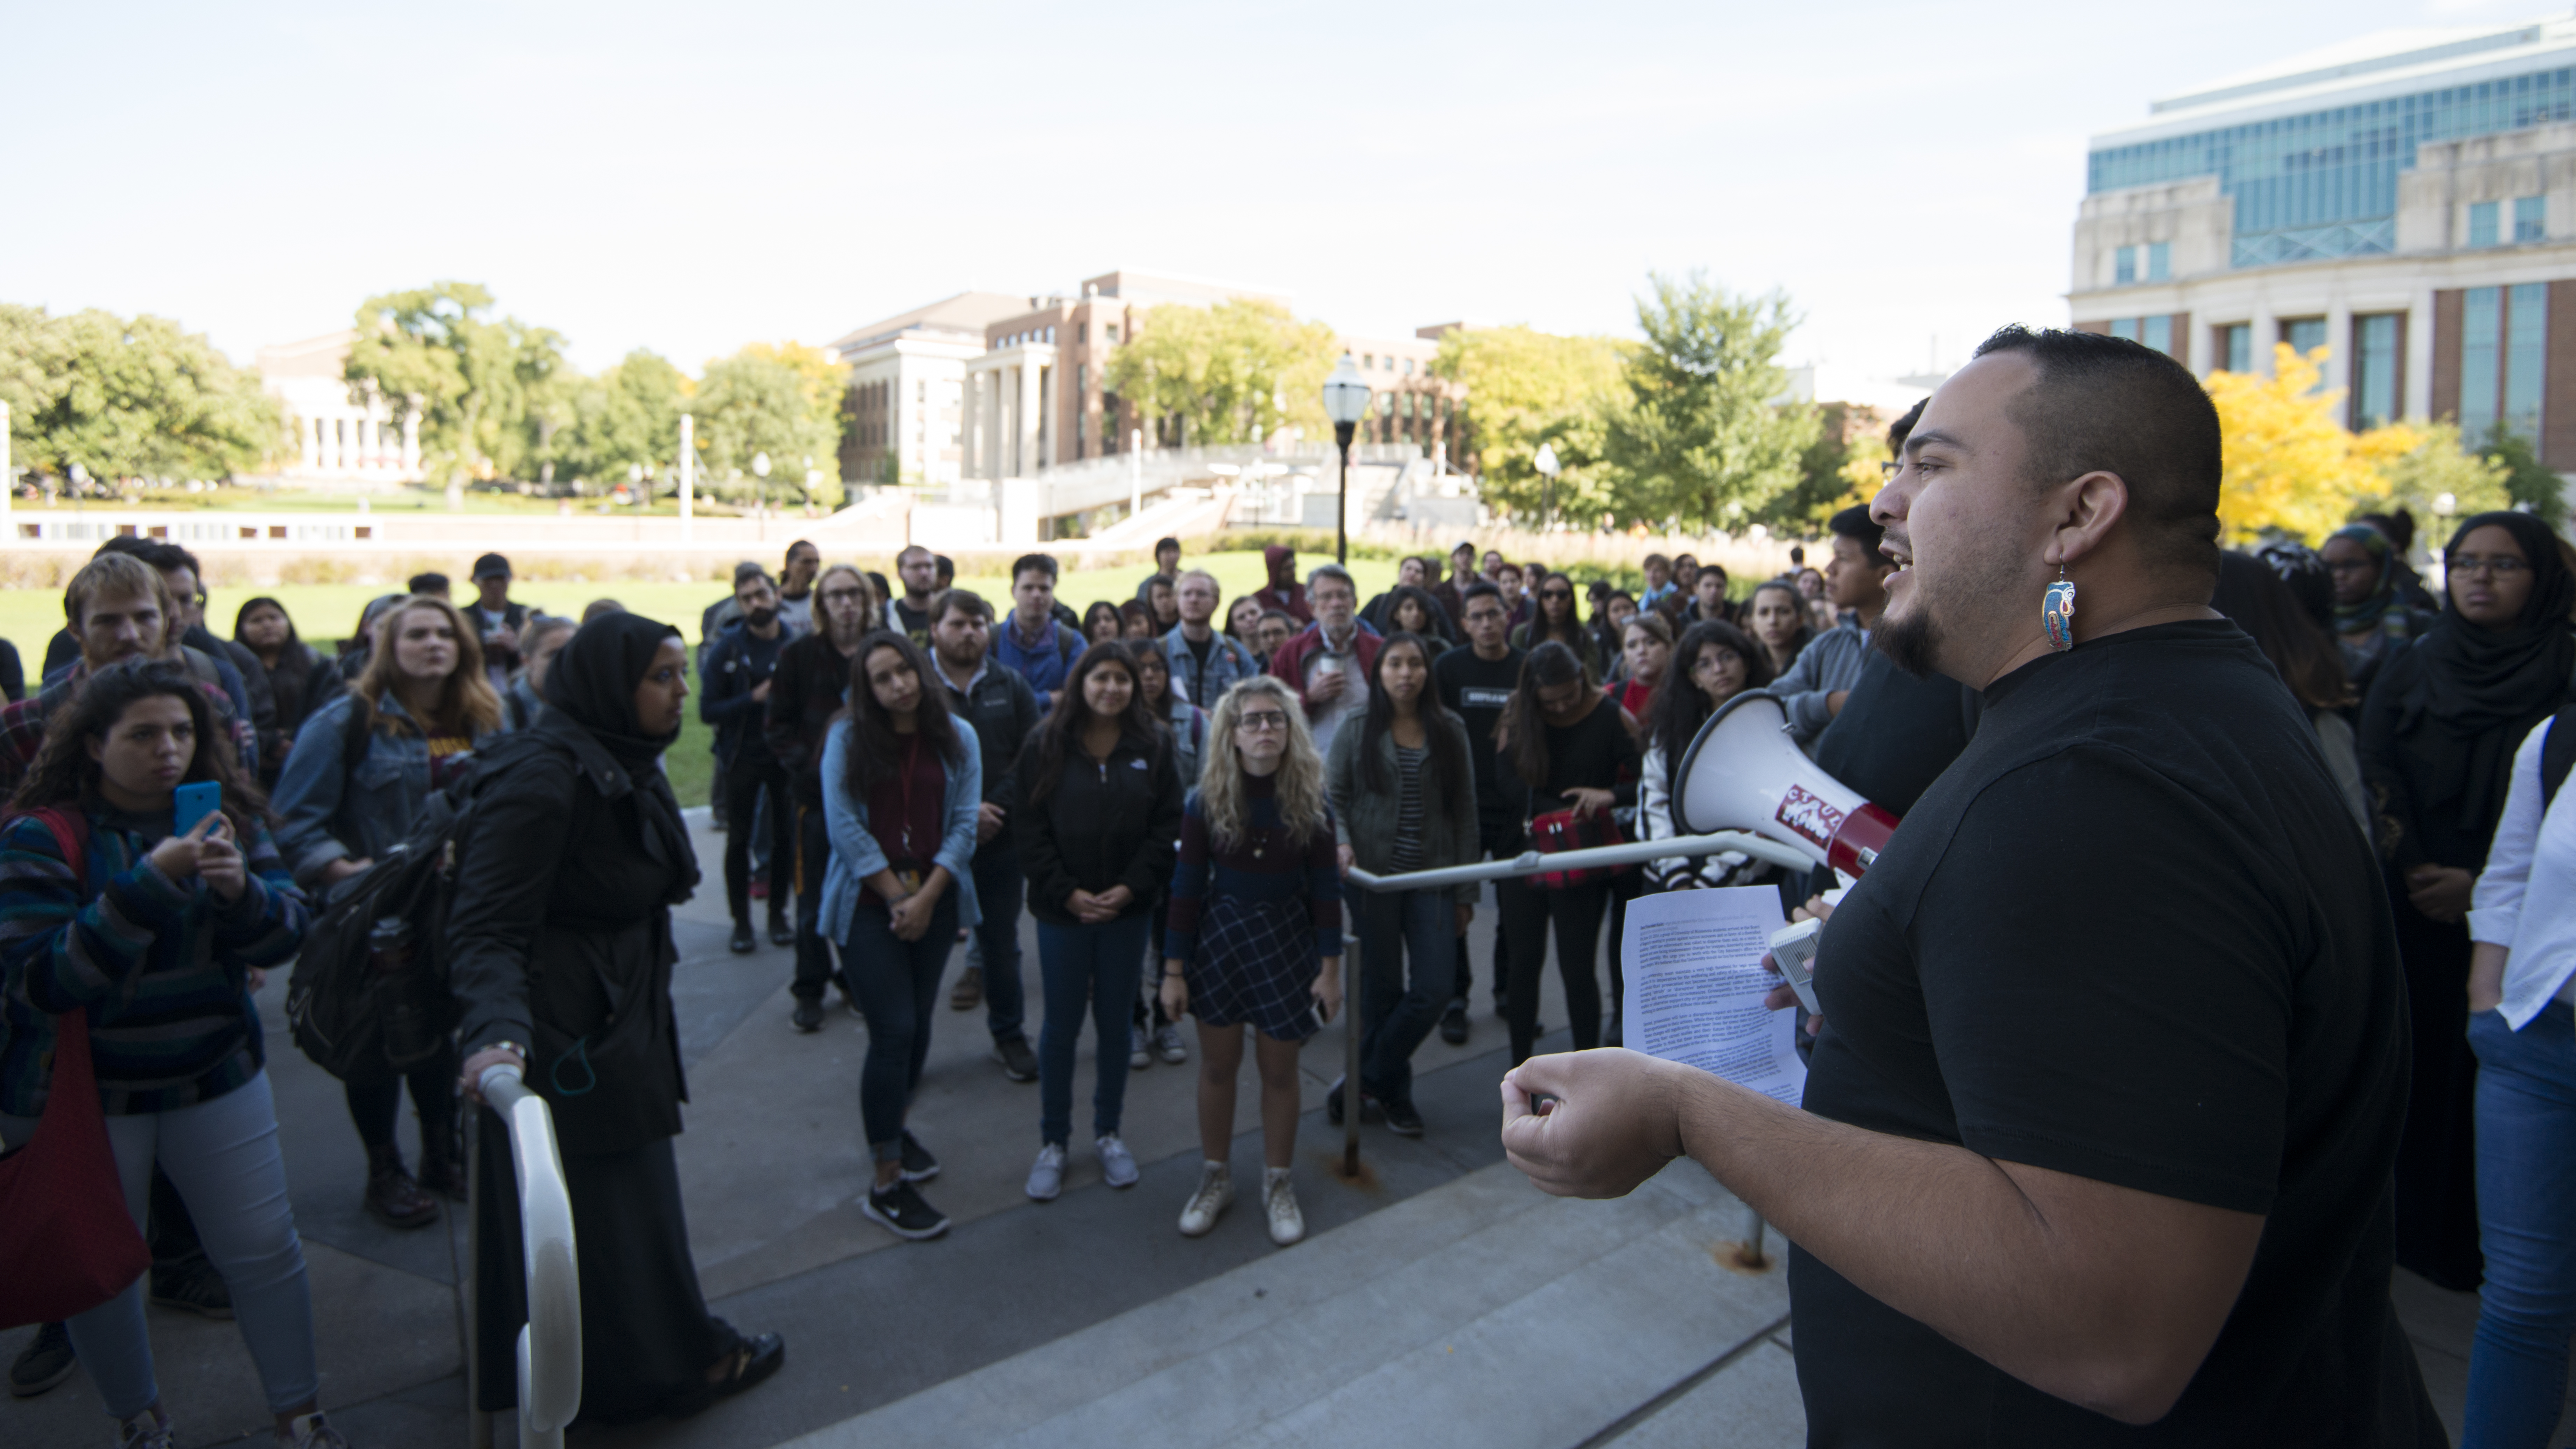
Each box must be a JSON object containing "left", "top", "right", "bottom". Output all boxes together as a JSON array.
[{"left": 1197, "top": 674, "right": 1328, "bottom": 848}]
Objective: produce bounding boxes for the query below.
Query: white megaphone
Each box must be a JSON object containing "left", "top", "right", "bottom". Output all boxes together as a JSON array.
[{"left": 1670, "top": 690, "right": 1900, "bottom": 877}]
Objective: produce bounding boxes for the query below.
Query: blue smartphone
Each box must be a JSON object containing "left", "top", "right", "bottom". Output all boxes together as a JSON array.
[{"left": 172, "top": 781, "right": 221, "bottom": 836}]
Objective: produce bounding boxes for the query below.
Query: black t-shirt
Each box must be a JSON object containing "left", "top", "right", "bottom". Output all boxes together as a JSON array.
[
  {"left": 1811, "top": 648, "right": 1980, "bottom": 817},
  {"left": 892, "top": 598, "right": 933, "bottom": 644},
  {"left": 1796, "top": 621, "right": 2437, "bottom": 1445},
  {"left": 1435, "top": 644, "right": 1524, "bottom": 822}
]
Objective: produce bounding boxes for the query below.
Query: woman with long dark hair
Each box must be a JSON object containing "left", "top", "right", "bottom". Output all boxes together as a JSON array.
[
  {"left": 820, "top": 630, "right": 981, "bottom": 1241},
  {"left": 1608, "top": 614, "right": 1672, "bottom": 720},
  {"left": 1383, "top": 584, "right": 1457, "bottom": 651},
  {"left": 1082, "top": 601, "right": 1123, "bottom": 645},
  {"left": 1015, "top": 642, "right": 1184, "bottom": 1200},
  {"left": 1510, "top": 573, "right": 1601, "bottom": 679},
  {"left": 1323, "top": 632, "right": 1476, "bottom": 1135},
  {"left": 1744, "top": 580, "right": 1813, "bottom": 680},
  {"left": 2360, "top": 510, "right": 2576, "bottom": 1292},
  {"left": 274, "top": 594, "right": 503, "bottom": 1227},
  {"left": 1639, "top": 621, "right": 1776, "bottom": 891},
  {"left": 1493, "top": 640, "right": 1639, "bottom": 1064},
  {"left": 1, "top": 660, "right": 330, "bottom": 1449},
  {"left": 2212, "top": 550, "right": 2366, "bottom": 833},
  {"left": 232, "top": 596, "right": 337, "bottom": 788},
  {"left": 1160, "top": 676, "right": 1342, "bottom": 1247},
  {"left": 450, "top": 613, "right": 784, "bottom": 1428}
]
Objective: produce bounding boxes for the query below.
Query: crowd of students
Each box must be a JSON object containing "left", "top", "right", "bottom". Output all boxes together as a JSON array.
[{"left": 15, "top": 440, "right": 2576, "bottom": 1439}]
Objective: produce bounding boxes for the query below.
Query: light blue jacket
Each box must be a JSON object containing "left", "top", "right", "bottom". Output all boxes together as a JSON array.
[
  {"left": 818, "top": 716, "right": 983, "bottom": 942},
  {"left": 1158, "top": 623, "right": 1260, "bottom": 708},
  {"left": 1769, "top": 619, "right": 1872, "bottom": 747},
  {"left": 273, "top": 691, "right": 477, "bottom": 891}
]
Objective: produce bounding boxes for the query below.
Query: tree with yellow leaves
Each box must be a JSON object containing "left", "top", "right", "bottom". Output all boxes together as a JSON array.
[{"left": 2205, "top": 344, "right": 2419, "bottom": 542}]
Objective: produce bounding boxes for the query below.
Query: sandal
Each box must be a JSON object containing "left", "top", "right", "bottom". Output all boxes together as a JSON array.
[{"left": 667, "top": 1332, "right": 785, "bottom": 1418}]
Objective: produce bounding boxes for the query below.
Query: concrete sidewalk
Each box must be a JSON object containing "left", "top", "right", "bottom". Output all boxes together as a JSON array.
[{"left": 0, "top": 806, "right": 2543, "bottom": 1447}]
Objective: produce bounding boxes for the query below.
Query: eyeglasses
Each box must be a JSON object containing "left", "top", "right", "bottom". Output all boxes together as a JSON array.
[
  {"left": 1540, "top": 589, "right": 1573, "bottom": 601},
  {"left": 821, "top": 587, "right": 867, "bottom": 603},
  {"left": 2451, "top": 556, "right": 2530, "bottom": 579},
  {"left": 1238, "top": 711, "right": 1289, "bottom": 733}
]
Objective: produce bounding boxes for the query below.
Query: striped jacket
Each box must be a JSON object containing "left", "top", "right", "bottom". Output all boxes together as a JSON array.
[{"left": 0, "top": 805, "right": 308, "bottom": 1117}]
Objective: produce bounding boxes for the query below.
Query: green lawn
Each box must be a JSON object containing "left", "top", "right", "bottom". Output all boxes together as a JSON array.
[{"left": 0, "top": 551, "right": 1396, "bottom": 809}]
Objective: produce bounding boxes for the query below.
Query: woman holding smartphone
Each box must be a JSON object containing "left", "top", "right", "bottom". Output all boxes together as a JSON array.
[
  {"left": 0, "top": 660, "right": 334, "bottom": 1449},
  {"left": 274, "top": 593, "right": 500, "bottom": 1228},
  {"left": 818, "top": 631, "right": 981, "bottom": 1242},
  {"left": 1161, "top": 676, "right": 1342, "bottom": 1247},
  {"left": 1015, "top": 642, "right": 1184, "bottom": 1200}
]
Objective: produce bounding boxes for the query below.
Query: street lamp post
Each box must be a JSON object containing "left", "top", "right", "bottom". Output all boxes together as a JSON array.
[
  {"left": 1320, "top": 355, "right": 1372, "bottom": 567},
  {"left": 1533, "top": 441, "right": 1562, "bottom": 533},
  {"left": 752, "top": 451, "right": 772, "bottom": 539}
]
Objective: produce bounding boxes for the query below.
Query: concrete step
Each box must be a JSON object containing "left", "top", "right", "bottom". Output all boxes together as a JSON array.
[{"left": 779, "top": 1158, "right": 1802, "bottom": 1449}]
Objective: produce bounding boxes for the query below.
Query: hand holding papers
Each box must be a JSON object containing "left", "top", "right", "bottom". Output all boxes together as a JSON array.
[{"left": 1619, "top": 886, "right": 1807, "bottom": 1106}]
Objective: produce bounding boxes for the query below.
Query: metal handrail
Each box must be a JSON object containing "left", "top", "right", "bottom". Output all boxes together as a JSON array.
[
  {"left": 467, "top": 1065, "right": 583, "bottom": 1449},
  {"left": 1340, "top": 829, "right": 1811, "bottom": 1260}
]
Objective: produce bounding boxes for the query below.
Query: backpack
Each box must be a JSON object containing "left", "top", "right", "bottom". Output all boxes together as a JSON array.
[
  {"left": 282, "top": 724, "right": 480, "bottom": 1082},
  {"left": 2544, "top": 705, "right": 2576, "bottom": 811}
]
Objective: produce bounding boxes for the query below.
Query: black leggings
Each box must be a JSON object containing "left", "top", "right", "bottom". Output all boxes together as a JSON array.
[
  {"left": 345, "top": 1042, "right": 458, "bottom": 1153},
  {"left": 1497, "top": 877, "right": 1610, "bottom": 1065}
]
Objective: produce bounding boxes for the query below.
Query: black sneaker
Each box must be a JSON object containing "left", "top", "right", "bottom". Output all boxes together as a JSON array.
[
  {"left": 1324, "top": 1076, "right": 1380, "bottom": 1127},
  {"left": 1439, "top": 998, "right": 1470, "bottom": 1045},
  {"left": 862, "top": 1181, "right": 948, "bottom": 1240},
  {"left": 729, "top": 922, "right": 756, "bottom": 955},
  {"left": 791, "top": 999, "right": 824, "bottom": 1032},
  {"left": 8, "top": 1321, "right": 74, "bottom": 1398},
  {"left": 149, "top": 1259, "right": 233, "bottom": 1320},
  {"left": 1380, "top": 1097, "right": 1426, "bottom": 1137},
  {"left": 769, "top": 917, "right": 795, "bottom": 947},
  {"left": 898, "top": 1130, "right": 939, "bottom": 1183},
  {"left": 992, "top": 1035, "right": 1038, "bottom": 1083}
]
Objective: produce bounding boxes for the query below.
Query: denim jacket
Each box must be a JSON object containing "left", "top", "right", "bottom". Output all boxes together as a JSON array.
[
  {"left": 272, "top": 691, "right": 465, "bottom": 892},
  {"left": 817, "top": 716, "right": 983, "bottom": 943}
]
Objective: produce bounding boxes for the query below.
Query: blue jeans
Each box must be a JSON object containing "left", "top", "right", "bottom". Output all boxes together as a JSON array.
[
  {"left": 2, "top": 1071, "right": 317, "bottom": 1419},
  {"left": 1036, "top": 914, "right": 1149, "bottom": 1147},
  {"left": 972, "top": 848, "right": 1028, "bottom": 1043},
  {"left": 841, "top": 893, "right": 960, "bottom": 1161},
  {"left": 1354, "top": 888, "right": 1453, "bottom": 1104},
  {"left": 2467, "top": 1002, "right": 2576, "bottom": 1447}
]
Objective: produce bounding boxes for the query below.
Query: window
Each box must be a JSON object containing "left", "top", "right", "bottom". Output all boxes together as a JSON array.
[
  {"left": 1402, "top": 359, "right": 1415, "bottom": 376},
  {"left": 1105, "top": 324, "right": 1120, "bottom": 342},
  {"left": 2115, "top": 246, "right": 2136, "bottom": 285},
  {"left": 2109, "top": 317, "right": 2139, "bottom": 341},
  {"left": 1362, "top": 354, "right": 1374, "bottom": 369},
  {"left": 2351, "top": 314, "right": 2399, "bottom": 428},
  {"left": 2507, "top": 282, "right": 2548, "bottom": 440},
  {"left": 1378, "top": 393, "right": 1393, "bottom": 418},
  {"left": 2142, "top": 315, "right": 2173, "bottom": 356},
  {"left": 2284, "top": 317, "right": 2328, "bottom": 357},
  {"left": 1076, "top": 323, "right": 1087, "bottom": 344},
  {"left": 1076, "top": 363, "right": 1086, "bottom": 393},
  {"left": 2463, "top": 286, "right": 2501, "bottom": 431},
  {"left": 1046, "top": 327, "right": 1055, "bottom": 344},
  {"left": 2147, "top": 242, "right": 2170, "bottom": 282},
  {"left": 2516, "top": 195, "right": 2546, "bottom": 242},
  {"left": 2471, "top": 200, "right": 2500, "bottom": 248}
]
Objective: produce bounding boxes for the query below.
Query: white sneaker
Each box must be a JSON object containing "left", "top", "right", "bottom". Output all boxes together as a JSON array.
[
  {"left": 276, "top": 1411, "right": 349, "bottom": 1449},
  {"left": 1264, "top": 1166, "right": 1304, "bottom": 1246},
  {"left": 117, "top": 1407, "right": 174, "bottom": 1449},
  {"left": 1128, "top": 1027, "right": 1151, "bottom": 1071},
  {"left": 1026, "top": 1142, "right": 1067, "bottom": 1202},
  {"left": 1098, "top": 1134, "right": 1139, "bottom": 1188},
  {"left": 1178, "top": 1160, "right": 1233, "bottom": 1236},
  {"left": 1154, "top": 1022, "right": 1187, "bottom": 1064}
]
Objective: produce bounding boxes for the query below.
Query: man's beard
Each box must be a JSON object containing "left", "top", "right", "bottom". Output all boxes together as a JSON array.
[
  {"left": 828, "top": 612, "right": 869, "bottom": 650},
  {"left": 1874, "top": 594, "right": 1942, "bottom": 679}
]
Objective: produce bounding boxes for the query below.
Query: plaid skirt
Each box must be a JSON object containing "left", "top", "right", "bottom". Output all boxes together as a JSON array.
[{"left": 1185, "top": 893, "right": 1322, "bottom": 1042}]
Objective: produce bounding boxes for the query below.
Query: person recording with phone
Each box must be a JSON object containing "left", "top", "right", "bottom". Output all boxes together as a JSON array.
[
  {"left": 1501, "top": 328, "right": 2438, "bottom": 1442},
  {"left": 0, "top": 660, "right": 337, "bottom": 1449}
]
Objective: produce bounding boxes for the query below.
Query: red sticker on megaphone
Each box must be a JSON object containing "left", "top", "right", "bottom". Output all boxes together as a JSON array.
[{"left": 1776, "top": 783, "right": 1846, "bottom": 852}]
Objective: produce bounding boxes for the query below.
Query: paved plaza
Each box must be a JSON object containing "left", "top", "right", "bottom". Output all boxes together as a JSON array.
[{"left": 0, "top": 813, "right": 2541, "bottom": 1448}]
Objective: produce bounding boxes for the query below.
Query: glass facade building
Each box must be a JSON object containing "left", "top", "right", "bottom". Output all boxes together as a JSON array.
[{"left": 2089, "top": 61, "right": 2576, "bottom": 267}]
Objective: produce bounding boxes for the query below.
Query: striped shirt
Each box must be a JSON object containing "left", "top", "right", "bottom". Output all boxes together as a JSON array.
[
  {"left": 0, "top": 804, "right": 308, "bottom": 1116},
  {"left": 1389, "top": 745, "right": 1427, "bottom": 872}
]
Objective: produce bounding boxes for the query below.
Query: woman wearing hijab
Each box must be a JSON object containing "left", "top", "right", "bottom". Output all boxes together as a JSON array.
[
  {"left": 2325, "top": 522, "right": 2438, "bottom": 712},
  {"left": 2361, "top": 510, "right": 2576, "bottom": 1292},
  {"left": 447, "top": 613, "right": 785, "bottom": 1427}
]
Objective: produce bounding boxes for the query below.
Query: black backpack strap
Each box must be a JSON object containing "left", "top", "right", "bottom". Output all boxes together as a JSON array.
[{"left": 2544, "top": 706, "right": 2576, "bottom": 811}]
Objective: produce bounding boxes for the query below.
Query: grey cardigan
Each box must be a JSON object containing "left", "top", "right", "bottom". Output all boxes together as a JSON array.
[{"left": 1324, "top": 708, "right": 1480, "bottom": 907}]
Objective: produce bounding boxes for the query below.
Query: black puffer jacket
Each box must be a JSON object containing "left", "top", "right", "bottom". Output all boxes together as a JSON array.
[
  {"left": 1014, "top": 725, "right": 1184, "bottom": 927},
  {"left": 447, "top": 714, "right": 692, "bottom": 1155}
]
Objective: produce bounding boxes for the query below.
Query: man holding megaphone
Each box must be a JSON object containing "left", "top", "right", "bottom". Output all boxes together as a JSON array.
[{"left": 1501, "top": 326, "right": 2439, "bottom": 1443}]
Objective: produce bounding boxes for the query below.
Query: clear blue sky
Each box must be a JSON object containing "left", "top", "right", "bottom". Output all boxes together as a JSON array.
[{"left": 6, "top": 0, "right": 2546, "bottom": 382}]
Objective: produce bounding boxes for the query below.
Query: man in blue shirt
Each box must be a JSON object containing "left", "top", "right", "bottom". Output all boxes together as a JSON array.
[{"left": 990, "top": 553, "right": 1084, "bottom": 712}]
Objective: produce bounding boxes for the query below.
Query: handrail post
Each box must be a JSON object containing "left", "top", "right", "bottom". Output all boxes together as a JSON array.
[{"left": 472, "top": 1065, "right": 582, "bottom": 1449}]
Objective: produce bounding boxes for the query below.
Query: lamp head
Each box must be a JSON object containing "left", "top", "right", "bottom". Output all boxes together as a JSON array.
[
  {"left": 1533, "top": 442, "right": 1562, "bottom": 478},
  {"left": 1321, "top": 354, "right": 1372, "bottom": 427}
]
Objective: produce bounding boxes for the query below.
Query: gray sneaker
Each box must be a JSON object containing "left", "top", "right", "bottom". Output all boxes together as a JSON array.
[
  {"left": 1153, "top": 1023, "right": 1187, "bottom": 1064},
  {"left": 1097, "top": 1134, "right": 1139, "bottom": 1188},
  {"left": 1128, "top": 1028, "right": 1151, "bottom": 1071},
  {"left": 1026, "top": 1142, "right": 1066, "bottom": 1202}
]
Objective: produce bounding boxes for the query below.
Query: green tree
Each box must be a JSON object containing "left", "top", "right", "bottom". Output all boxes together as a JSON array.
[
  {"left": 0, "top": 303, "right": 288, "bottom": 483},
  {"left": 2361, "top": 422, "right": 2514, "bottom": 533},
  {"left": 692, "top": 342, "right": 843, "bottom": 505},
  {"left": 1430, "top": 324, "right": 1626, "bottom": 524},
  {"left": 1600, "top": 273, "right": 1818, "bottom": 530},
  {"left": 343, "top": 281, "right": 567, "bottom": 487},
  {"left": 1774, "top": 401, "right": 1889, "bottom": 530},
  {"left": 2479, "top": 429, "right": 2568, "bottom": 530},
  {"left": 1104, "top": 300, "right": 1338, "bottom": 446},
  {"left": 556, "top": 350, "right": 688, "bottom": 488}
]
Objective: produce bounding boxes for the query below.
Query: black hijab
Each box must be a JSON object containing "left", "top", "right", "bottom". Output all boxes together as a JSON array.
[
  {"left": 542, "top": 612, "right": 699, "bottom": 899},
  {"left": 2396, "top": 510, "right": 2576, "bottom": 835}
]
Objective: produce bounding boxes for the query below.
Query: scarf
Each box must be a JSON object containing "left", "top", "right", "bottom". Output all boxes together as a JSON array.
[
  {"left": 542, "top": 612, "right": 700, "bottom": 902},
  {"left": 2395, "top": 510, "right": 2576, "bottom": 834},
  {"left": 2329, "top": 524, "right": 2411, "bottom": 638}
]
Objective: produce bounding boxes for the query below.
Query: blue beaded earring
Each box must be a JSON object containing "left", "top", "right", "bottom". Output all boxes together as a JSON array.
[{"left": 2042, "top": 565, "right": 2076, "bottom": 652}]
